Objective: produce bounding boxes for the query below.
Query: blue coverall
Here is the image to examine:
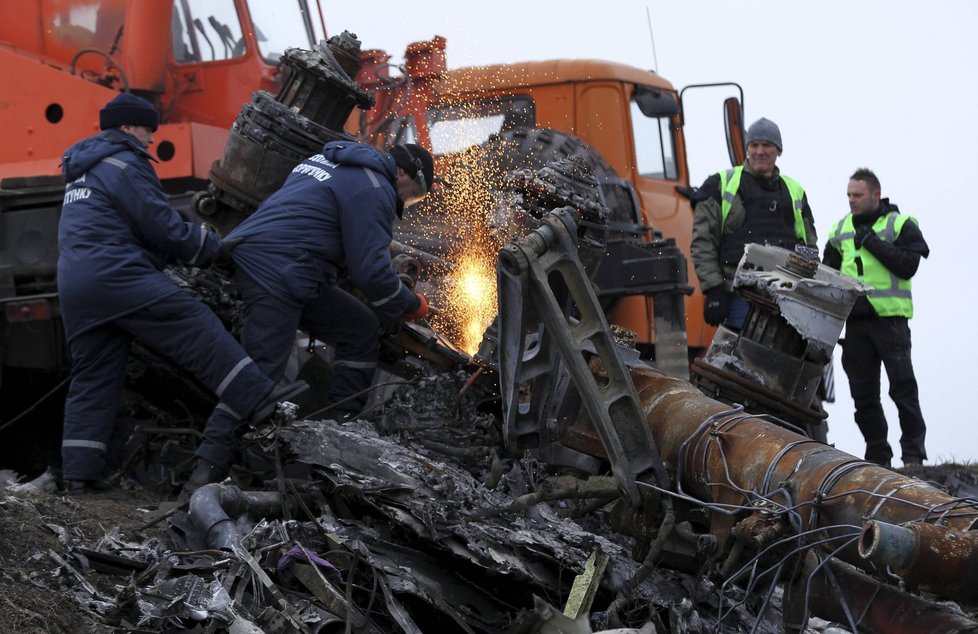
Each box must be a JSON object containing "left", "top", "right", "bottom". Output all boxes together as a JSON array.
[
  {"left": 194, "top": 141, "right": 420, "bottom": 471},
  {"left": 58, "top": 129, "right": 278, "bottom": 482}
]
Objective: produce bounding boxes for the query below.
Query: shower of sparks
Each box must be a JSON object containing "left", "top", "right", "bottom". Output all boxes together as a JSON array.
[
  {"left": 389, "top": 68, "right": 540, "bottom": 353},
  {"left": 440, "top": 251, "right": 498, "bottom": 355}
]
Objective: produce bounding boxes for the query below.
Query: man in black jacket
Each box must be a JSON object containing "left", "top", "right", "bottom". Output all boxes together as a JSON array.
[{"left": 823, "top": 168, "right": 930, "bottom": 467}]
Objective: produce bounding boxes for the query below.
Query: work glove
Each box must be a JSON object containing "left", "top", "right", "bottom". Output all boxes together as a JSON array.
[
  {"left": 854, "top": 224, "right": 875, "bottom": 249},
  {"left": 213, "top": 236, "right": 243, "bottom": 274},
  {"left": 703, "top": 287, "right": 728, "bottom": 326},
  {"left": 401, "top": 292, "right": 429, "bottom": 321}
]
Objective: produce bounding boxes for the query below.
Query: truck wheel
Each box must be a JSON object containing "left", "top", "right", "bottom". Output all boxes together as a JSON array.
[{"left": 480, "top": 127, "right": 638, "bottom": 226}]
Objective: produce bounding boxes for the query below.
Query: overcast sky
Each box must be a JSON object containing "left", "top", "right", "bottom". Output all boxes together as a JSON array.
[{"left": 324, "top": 0, "right": 978, "bottom": 466}]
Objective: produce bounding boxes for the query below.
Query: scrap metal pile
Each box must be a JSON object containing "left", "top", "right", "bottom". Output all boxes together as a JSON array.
[
  {"left": 22, "top": 157, "right": 978, "bottom": 634},
  {"left": 31, "top": 379, "right": 802, "bottom": 633}
]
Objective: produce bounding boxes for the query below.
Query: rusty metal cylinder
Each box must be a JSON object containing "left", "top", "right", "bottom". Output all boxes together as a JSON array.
[
  {"left": 860, "top": 519, "right": 978, "bottom": 604},
  {"left": 626, "top": 365, "right": 978, "bottom": 580},
  {"left": 858, "top": 518, "right": 916, "bottom": 570}
]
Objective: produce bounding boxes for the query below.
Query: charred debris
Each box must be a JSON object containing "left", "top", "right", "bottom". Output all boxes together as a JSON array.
[
  {"left": 2, "top": 155, "right": 975, "bottom": 634},
  {"left": 3, "top": 34, "right": 978, "bottom": 634}
]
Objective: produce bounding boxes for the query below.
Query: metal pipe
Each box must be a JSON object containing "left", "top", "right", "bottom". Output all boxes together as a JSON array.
[
  {"left": 627, "top": 365, "right": 978, "bottom": 527},
  {"left": 189, "top": 484, "right": 287, "bottom": 550},
  {"left": 617, "top": 365, "right": 978, "bottom": 600},
  {"left": 857, "top": 519, "right": 916, "bottom": 570},
  {"left": 860, "top": 519, "right": 978, "bottom": 604}
]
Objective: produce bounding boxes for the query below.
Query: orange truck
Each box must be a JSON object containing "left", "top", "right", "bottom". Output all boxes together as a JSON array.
[
  {"left": 0, "top": 0, "right": 326, "bottom": 380},
  {"left": 0, "top": 0, "right": 744, "bottom": 466}
]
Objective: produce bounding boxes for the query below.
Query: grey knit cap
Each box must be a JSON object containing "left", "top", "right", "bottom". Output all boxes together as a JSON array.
[{"left": 745, "top": 117, "right": 782, "bottom": 151}]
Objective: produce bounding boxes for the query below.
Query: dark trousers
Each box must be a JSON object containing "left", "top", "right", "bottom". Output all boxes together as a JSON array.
[
  {"left": 195, "top": 271, "right": 302, "bottom": 470},
  {"left": 300, "top": 285, "right": 379, "bottom": 415},
  {"left": 62, "top": 292, "right": 275, "bottom": 481},
  {"left": 841, "top": 316, "right": 927, "bottom": 465},
  {"left": 195, "top": 272, "right": 379, "bottom": 470}
]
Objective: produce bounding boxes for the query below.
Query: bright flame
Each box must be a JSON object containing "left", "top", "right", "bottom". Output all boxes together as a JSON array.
[{"left": 443, "top": 252, "right": 498, "bottom": 355}]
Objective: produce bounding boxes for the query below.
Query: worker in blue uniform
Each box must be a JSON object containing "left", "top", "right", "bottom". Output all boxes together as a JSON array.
[
  {"left": 58, "top": 93, "right": 305, "bottom": 492},
  {"left": 181, "top": 141, "right": 434, "bottom": 499}
]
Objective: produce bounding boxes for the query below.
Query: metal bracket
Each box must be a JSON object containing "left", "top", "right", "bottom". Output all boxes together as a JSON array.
[{"left": 497, "top": 208, "right": 669, "bottom": 506}]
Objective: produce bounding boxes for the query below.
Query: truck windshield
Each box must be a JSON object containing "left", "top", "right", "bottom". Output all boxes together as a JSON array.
[
  {"left": 172, "top": 0, "right": 323, "bottom": 64},
  {"left": 45, "top": 0, "right": 127, "bottom": 57},
  {"left": 248, "top": 1, "right": 324, "bottom": 63},
  {"left": 426, "top": 97, "right": 535, "bottom": 156},
  {"left": 172, "top": 0, "right": 245, "bottom": 63}
]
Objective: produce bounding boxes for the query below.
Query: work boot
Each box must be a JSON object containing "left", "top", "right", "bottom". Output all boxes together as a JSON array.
[
  {"left": 251, "top": 380, "right": 309, "bottom": 423},
  {"left": 63, "top": 478, "right": 113, "bottom": 493},
  {"left": 177, "top": 459, "right": 227, "bottom": 504}
]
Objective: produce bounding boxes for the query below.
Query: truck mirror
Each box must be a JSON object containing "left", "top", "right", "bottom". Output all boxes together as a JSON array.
[
  {"left": 634, "top": 86, "right": 679, "bottom": 117},
  {"left": 724, "top": 97, "right": 746, "bottom": 167}
]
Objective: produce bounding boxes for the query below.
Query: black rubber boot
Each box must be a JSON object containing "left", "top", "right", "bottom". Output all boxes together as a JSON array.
[{"left": 63, "top": 478, "right": 113, "bottom": 493}]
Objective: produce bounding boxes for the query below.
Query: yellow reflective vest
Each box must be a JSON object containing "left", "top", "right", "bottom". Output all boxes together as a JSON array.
[
  {"left": 828, "top": 212, "right": 916, "bottom": 318},
  {"left": 718, "top": 166, "right": 809, "bottom": 242}
]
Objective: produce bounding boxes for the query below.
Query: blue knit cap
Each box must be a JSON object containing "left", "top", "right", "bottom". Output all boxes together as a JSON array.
[{"left": 99, "top": 93, "right": 159, "bottom": 132}]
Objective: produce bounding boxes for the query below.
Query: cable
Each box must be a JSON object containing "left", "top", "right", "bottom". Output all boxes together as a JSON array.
[
  {"left": 0, "top": 374, "right": 70, "bottom": 434},
  {"left": 303, "top": 378, "right": 420, "bottom": 421}
]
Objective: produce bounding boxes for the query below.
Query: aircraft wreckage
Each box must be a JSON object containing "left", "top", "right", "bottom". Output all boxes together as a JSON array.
[
  {"left": 14, "top": 156, "right": 976, "bottom": 634},
  {"left": 10, "top": 36, "right": 976, "bottom": 633}
]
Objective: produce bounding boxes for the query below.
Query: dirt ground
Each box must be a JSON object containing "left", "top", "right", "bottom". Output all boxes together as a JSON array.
[
  {"left": 0, "top": 462, "right": 975, "bottom": 634},
  {"left": 0, "top": 478, "right": 170, "bottom": 634}
]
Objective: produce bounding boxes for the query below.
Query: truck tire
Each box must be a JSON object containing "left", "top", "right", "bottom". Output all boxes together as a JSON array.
[
  {"left": 394, "top": 127, "right": 639, "bottom": 258},
  {"left": 481, "top": 127, "right": 638, "bottom": 226}
]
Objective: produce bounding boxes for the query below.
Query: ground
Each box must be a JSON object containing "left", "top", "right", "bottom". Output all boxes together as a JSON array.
[{"left": 0, "top": 479, "right": 168, "bottom": 634}]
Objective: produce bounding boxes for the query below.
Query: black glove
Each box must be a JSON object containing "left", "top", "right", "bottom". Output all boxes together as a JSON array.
[
  {"left": 217, "top": 238, "right": 244, "bottom": 265},
  {"left": 703, "top": 287, "right": 729, "bottom": 326},
  {"left": 854, "top": 224, "right": 874, "bottom": 249},
  {"left": 214, "top": 237, "right": 243, "bottom": 275}
]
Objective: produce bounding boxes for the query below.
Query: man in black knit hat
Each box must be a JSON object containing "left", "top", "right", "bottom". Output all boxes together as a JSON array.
[{"left": 57, "top": 93, "right": 305, "bottom": 492}]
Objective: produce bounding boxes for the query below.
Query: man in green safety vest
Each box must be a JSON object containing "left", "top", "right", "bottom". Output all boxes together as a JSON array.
[
  {"left": 691, "top": 117, "right": 818, "bottom": 329},
  {"left": 823, "top": 168, "right": 930, "bottom": 468}
]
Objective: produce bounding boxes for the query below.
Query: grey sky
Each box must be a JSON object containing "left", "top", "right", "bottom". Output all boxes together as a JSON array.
[{"left": 325, "top": 0, "right": 978, "bottom": 465}]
